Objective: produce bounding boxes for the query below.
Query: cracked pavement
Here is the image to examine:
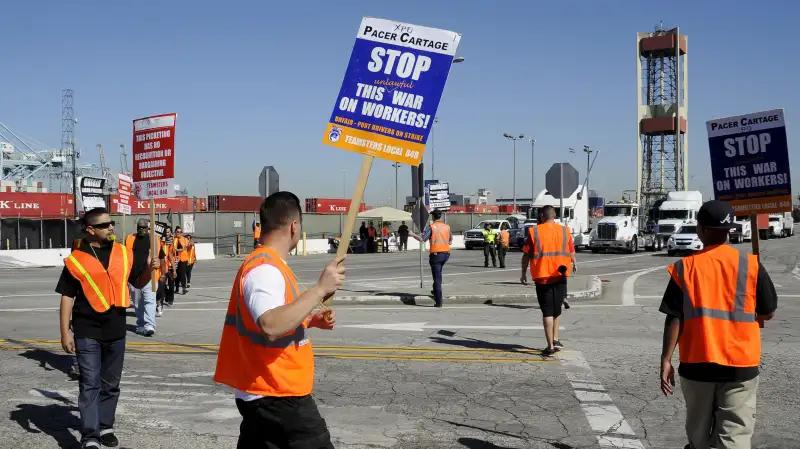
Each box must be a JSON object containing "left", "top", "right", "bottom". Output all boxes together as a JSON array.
[{"left": 0, "top": 238, "right": 798, "bottom": 448}]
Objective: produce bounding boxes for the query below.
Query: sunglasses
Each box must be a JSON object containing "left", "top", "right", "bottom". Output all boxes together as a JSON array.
[{"left": 90, "top": 220, "right": 115, "bottom": 229}]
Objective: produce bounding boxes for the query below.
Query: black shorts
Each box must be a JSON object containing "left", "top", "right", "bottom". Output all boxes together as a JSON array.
[
  {"left": 535, "top": 281, "right": 567, "bottom": 318},
  {"left": 235, "top": 394, "right": 334, "bottom": 449}
]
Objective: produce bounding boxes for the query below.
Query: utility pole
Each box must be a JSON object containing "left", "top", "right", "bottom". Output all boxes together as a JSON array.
[
  {"left": 529, "top": 138, "right": 536, "bottom": 205},
  {"left": 72, "top": 138, "right": 78, "bottom": 217},
  {"left": 583, "top": 145, "right": 594, "bottom": 218},
  {"left": 503, "top": 133, "right": 524, "bottom": 213},
  {"left": 392, "top": 163, "right": 401, "bottom": 209}
]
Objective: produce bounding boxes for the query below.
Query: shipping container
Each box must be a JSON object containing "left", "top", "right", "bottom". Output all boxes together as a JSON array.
[
  {"left": 193, "top": 197, "right": 207, "bottom": 212},
  {"left": 0, "top": 192, "right": 74, "bottom": 218},
  {"left": 466, "top": 204, "right": 500, "bottom": 214},
  {"left": 109, "top": 195, "right": 194, "bottom": 214},
  {"left": 305, "top": 198, "right": 366, "bottom": 214},
  {"left": 497, "top": 205, "right": 515, "bottom": 214},
  {"left": 207, "top": 195, "right": 263, "bottom": 212},
  {"left": 447, "top": 206, "right": 467, "bottom": 213}
]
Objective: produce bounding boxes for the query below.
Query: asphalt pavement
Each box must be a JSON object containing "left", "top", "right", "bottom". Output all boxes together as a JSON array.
[{"left": 0, "top": 238, "right": 798, "bottom": 448}]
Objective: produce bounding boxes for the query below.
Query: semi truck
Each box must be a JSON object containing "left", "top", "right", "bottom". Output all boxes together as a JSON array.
[
  {"left": 654, "top": 191, "right": 703, "bottom": 250},
  {"left": 588, "top": 199, "right": 647, "bottom": 253},
  {"left": 524, "top": 185, "right": 592, "bottom": 250}
]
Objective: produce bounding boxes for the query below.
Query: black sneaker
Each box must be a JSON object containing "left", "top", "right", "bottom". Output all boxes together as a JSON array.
[
  {"left": 553, "top": 340, "right": 564, "bottom": 350},
  {"left": 99, "top": 431, "right": 119, "bottom": 447},
  {"left": 541, "top": 348, "right": 555, "bottom": 357},
  {"left": 143, "top": 329, "right": 155, "bottom": 337},
  {"left": 82, "top": 440, "right": 101, "bottom": 449}
]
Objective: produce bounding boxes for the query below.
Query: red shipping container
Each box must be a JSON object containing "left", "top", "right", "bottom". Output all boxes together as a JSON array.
[
  {"left": 448, "top": 206, "right": 466, "bottom": 213},
  {"left": 207, "top": 195, "right": 262, "bottom": 212},
  {"left": 193, "top": 197, "right": 208, "bottom": 212},
  {"left": 497, "top": 205, "right": 514, "bottom": 213},
  {"left": 110, "top": 195, "right": 194, "bottom": 214},
  {"left": 0, "top": 192, "right": 74, "bottom": 218},
  {"left": 306, "top": 198, "right": 366, "bottom": 214}
]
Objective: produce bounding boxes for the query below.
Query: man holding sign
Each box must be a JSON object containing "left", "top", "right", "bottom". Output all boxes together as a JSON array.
[{"left": 214, "top": 192, "right": 343, "bottom": 448}]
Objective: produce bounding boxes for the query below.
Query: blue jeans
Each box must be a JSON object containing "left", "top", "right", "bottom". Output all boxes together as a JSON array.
[
  {"left": 131, "top": 283, "right": 157, "bottom": 331},
  {"left": 429, "top": 252, "right": 450, "bottom": 305},
  {"left": 75, "top": 337, "right": 125, "bottom": 443}
]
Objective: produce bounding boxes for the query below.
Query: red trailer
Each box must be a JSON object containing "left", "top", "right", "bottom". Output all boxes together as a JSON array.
[
  {"left": 0, "top": 192, "right": 74, "bottom": 218},
  {"left": 305, "top": 198, "right": 367, "bottom": 214},
  {"left": 207, "top": 195, "right": 263, "bottom": 212},
  {"left": 110, "top": 195, "right": 194, "bottom": 214}
]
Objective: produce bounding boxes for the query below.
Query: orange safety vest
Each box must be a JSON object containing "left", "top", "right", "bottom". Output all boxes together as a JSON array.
[
  {"left": 667, "top": 245, "right": 760, "bottom": 367},
  {"left": 381, "top": 227, "right": 389, "bottom": 238},
  {"left": 253, "top": 226, "right": 261, "bottom": 240},
  {"left": 498, "top": 230, "right": 510, "bottom": 247},
  {"left": 63, "top": 243, "right": 132, "bottom": 312},
  {"left": 126, "top": 234, "right": 168, "bottom": 274},
  {"left": 429, "top": 221, "right": 451, "bottom": 253},
  {"left": 526, "top": 223, "right": 573, "bottom": 280},
  {"left": 213, "top": 246, "right": 314, "bottom": 397},
  {"left": 174, "top": 236, "right": 190, "bottom": 262},
  {"left": 368, "top": 227, "right": 376, "bottom": 237},
  {"left": 188, "top": 244, "right": 196, "bottom": 264}
]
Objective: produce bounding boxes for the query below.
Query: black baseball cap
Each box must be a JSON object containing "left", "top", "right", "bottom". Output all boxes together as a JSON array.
[{"left": 697, "top": 200, "right": 736, "bottom": 229}]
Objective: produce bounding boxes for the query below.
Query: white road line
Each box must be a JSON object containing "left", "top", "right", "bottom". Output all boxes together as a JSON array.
[
  {"left": 559, "top": 351, "right": 645, "bottom": 448},
  {"left": 621, "top": 267, "right": 664, "bottom": 306}
]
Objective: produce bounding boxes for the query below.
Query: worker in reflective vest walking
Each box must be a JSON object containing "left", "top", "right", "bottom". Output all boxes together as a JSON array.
[
  {"left": 186, "top": 235, "right": 196, "bottom": 288},
  {"left": 520, "top": 205, "right": 576, "bottom": 357},
  {"left": 659, "top": 200, "right": 778, "bottom": 449},
  {"left": 497, "top": 223, "right": 510, "bottom": 269},
  {"left": 214, "top": 192, "right": 344, "bottom": 448},
  {"left": 124, "top": 218, "right": 166, "bottom": 336},
  {"left": 56, "top": 207, "right": 158, "bottom": 449},
  {"left": 410, "top": 209, "right": 452, "bottom": 308}
]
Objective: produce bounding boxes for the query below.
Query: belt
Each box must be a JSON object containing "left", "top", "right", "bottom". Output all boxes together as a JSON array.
[{"left": 430, "top": 252, "right": 450, "bottom": 255}]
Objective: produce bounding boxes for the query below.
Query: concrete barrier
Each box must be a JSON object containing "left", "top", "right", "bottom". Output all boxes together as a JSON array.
[
  {"left": 194, "top": 243, "right": 216, "bottom": 260},
  {"left": 0, "top": 248, "right": 73, "bottom": 268},
  {"left": 294, "top": 235, "right": 467, "bottom": 255}
]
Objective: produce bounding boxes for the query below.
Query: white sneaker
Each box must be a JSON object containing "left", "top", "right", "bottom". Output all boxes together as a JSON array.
[{"left": 156, "top": 306, "right": 163, "bottom": 317}]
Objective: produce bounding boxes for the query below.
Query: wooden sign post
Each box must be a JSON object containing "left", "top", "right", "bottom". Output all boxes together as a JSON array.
[
  {"left": 150, "top": 200, "right": 158, "bottom": 292},
  {"left": 320, "top": 17, "right": 462, "bottom": 307}
]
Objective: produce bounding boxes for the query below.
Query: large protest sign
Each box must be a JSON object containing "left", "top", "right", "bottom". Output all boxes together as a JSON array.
[
  {"left": 132, "top": 113, "right": 177, "bottom": 200},
  {"left": 79, "top": 177, "right": 106, "bottom": 211},
  {"left": 707, "top": 109, "right": 792, "bottom": 214},
  {"left": 117, "top": 172, "right": 132, "bottom": 215},
  {"left": 322, "top": 18, "right": 461, "bottom": 166}
]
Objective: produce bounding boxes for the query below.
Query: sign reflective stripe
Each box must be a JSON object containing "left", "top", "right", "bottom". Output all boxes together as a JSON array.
[
  {"left": 224, "top": 310, "right": 306, "bottom": 348},
  {"left": 675, "top": 251, "right": 755, "bottom": 323},
  {"left": 67, "top": 255, "right": 110, "bottom": 310},
  {"left": 531, "top": 226, "right": 571, "bottom": 259}
]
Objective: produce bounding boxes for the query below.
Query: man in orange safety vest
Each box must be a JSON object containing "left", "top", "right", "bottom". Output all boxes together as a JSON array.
[
  {"left": 214, "top": 191, "right": 344, "bottom": 448},
  {"left": 659, "top": 200, "right": 778, "bottom": 449}
]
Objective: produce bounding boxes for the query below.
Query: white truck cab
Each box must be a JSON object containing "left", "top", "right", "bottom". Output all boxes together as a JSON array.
[
  {"left": 526, "top": 185, "right": 591, "bottom": 250},
  {"left": 589, "top": 200, "right": 642, "bottom": 253},
  {"left": 667, "top": 221, "right": 703, "bottom": 256},
  {"left": 656, "top": 191, "right": 703, "bottom": 247},
  {"left": 768, "top": 213, "right": 795, "bottom": 238}
]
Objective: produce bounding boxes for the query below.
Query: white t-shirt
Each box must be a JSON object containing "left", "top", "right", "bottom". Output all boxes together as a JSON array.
[{"left": 234, "top": 263, "right": 286, "bottom": 401}]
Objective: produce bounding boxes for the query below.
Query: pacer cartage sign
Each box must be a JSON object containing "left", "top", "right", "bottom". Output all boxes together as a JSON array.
[
  {"left": 707, "top": 109, "right": 792, "bottom": 214},
  {"left": 323, "top": 17, "right": 461, "bottom": 166},
  {"left": 133, "top": 113, "right": 177, "bottom": 200}
]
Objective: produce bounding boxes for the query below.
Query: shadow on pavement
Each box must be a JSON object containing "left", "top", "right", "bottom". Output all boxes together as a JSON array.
[
  {"left": 458, "top": 437, "right": 517, "bottom": 449},
  {"left": 9, "top": 401, "right": 81, "bottom": 449},
  {"left": 429, "top": 335, "right": 539, "bottom": 353},
  {"left": 18, "top": 348, "right": 75, "bottom": 377}
]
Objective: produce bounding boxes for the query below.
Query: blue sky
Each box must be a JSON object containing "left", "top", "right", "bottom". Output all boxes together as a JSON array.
[{"left": 2, "top": 0, "right": 798, "bottom": 205}]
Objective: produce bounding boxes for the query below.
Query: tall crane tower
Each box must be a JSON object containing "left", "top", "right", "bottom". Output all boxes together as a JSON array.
[{"left": 636, "top": 24, "right": 688, "bottom": 227}]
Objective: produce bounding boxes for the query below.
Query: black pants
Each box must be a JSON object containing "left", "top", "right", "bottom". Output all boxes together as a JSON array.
[
  {"left": 535, "top": 281, "right": 567, "bottom": 318},
  {"left": 176, "top": 261, "right": 188, "bottom": 291},
  {"left": 165, "top": 273, "right": 175, "bottom": 305},
  {"left": 157, "top": 279, "right": 166, "bottom": 308},
  {"left": 235, "top": 395, "right": 334, "bottom": 449},
  {"left": 483, "top": 243, "right": 497, "bottom": 267},
  {"left": 186, "top": 263, "right": 194, "bottom": 285},
  {"left": 399, "top": 235, "right": 408, "bottom": 251},
  {"left": 429, "top": 252, "right": 450, "bottom": 306},
  {"left": 368, "top": 237, "right": 376, "bottom": 253},
  {"left": 497, "top": 244, "right": 508, "bottom": 268}
]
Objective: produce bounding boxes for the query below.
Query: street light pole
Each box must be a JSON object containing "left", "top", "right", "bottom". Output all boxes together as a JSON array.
[
  {"left": 529, "top": 138, "right": 536, "bottom": 205},
  {"left": 431, "top": 118, "right": 438, "bottom": 181},
  {"left": 583, "top": 145, "right": 593, "bottom": 219},
  {"left": 392, "top": 163, "right": 400, "bottom": 209},
  {"left": 503, "top": 133, "right": 525, "bottom": 213}
]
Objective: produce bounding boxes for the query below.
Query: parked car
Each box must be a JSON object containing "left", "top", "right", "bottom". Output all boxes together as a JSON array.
[
  {"left": 667, "top": 221, "right": 703, "bottom": 256},
  {"left": 463, "top": 216, "right": 525, "bottom": 249}
]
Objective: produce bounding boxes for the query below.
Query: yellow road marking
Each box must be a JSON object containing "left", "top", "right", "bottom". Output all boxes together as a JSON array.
[{"left": 0, "top": 340, "right": 553, "bottom": 363}]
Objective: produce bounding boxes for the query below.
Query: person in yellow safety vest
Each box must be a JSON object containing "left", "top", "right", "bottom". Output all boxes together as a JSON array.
[
  {"left": 410, "top": 209, "right": 452, "bottom": 307},
  {"left": 481, "top": 222, "right": 499, "bottom": 268},
  {"left": 124, "top": 218, "right": 167, "bottom": 336},
  {"left": 56, "top": 207, "right": 159, "bottom": 449},
  {"left": 520, "top": 205, "right": 576, "bottom": 357},
  {"left": 659, "top": 200, "right": 778, "bottom": 449},
  {"left": 185, "top": 235, "right": 196, "bottom": 288},
  {"left": 497, "top": 222, "right": 511, "bottom": 269},
  {"left": 213, "top": 191, "right": 344, "bottom": 447}
]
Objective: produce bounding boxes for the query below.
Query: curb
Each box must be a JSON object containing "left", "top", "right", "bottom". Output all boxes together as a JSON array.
[{"left": 333, "top": 275, "right": 603, "bottom": 306}]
